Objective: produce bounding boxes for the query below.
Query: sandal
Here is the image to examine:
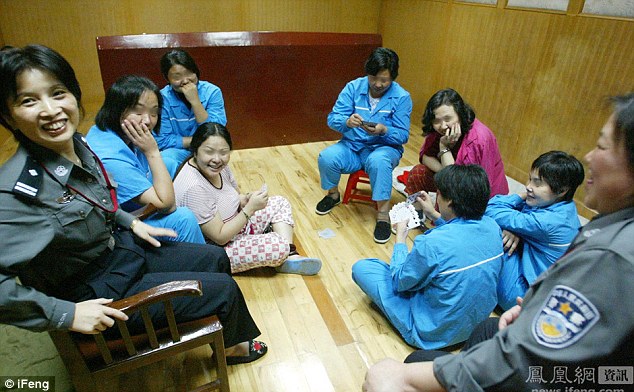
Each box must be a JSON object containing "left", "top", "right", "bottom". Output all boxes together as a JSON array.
[{"left": 225, "top": 340, "right": 268, "bottom": 365}]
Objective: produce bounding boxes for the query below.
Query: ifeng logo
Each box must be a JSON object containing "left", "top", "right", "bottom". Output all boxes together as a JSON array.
[
  {"left": 532, "top": 285, "right": 599, "bottom": 349},
  {"left": 1, "top": 376, "right": 54, "bottom": 391}
]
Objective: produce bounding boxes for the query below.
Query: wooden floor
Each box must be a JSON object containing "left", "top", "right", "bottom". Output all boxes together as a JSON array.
[
  {"left": 222, "top": 140, "right": 422, "bottom": 391},
  {"left": 0, "top": 130, "right": 427, "bottom": 391},
  {"left": 200, "top": 134, "right": 425, "bottom": 392}
]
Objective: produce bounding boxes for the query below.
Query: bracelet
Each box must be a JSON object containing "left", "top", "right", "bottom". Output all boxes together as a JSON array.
[
  {"left": 437, "top": 148, "right": 451, "bottom": 158},
  {"left": 129, "top": 218, "right": 140, "bottom": 231},
  {"left": 242, "top": 210, "right": 250, "bottom": 221}
]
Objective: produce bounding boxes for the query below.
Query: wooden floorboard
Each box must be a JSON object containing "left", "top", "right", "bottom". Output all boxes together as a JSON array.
[{"left": 303, "top": 275, "right": 355, "bottom": 347}]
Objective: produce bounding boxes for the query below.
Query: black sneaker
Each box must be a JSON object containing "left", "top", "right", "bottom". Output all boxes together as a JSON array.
[
  {"left": 374, "top": 220, "right": 391, "bottom": 244},
  {"left": 315, "top": 195, "right": 341, "bottom": 215}
]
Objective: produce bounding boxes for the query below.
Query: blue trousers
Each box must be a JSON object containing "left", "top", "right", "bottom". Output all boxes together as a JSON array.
[
  {"left": 317, "top": 142, "right": 401, "bottom": 201},
  {"left": 143, "top": 206, "right": 206, "bottom": 244},
  {"left": 496, "top": 254, "right": 529, "bottom": 311},
  {"left": 352, "top": 258, "right": 418, "bottom": 347}
]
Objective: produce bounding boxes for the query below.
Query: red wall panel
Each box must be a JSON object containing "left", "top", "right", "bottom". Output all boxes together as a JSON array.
[{"left": 96, "top": 31, "right": 382, "bottom": 150}]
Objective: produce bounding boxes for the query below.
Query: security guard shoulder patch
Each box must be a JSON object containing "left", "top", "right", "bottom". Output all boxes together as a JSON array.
[{"left": 532, "top": 285, "right": 599, "bottom": 349}]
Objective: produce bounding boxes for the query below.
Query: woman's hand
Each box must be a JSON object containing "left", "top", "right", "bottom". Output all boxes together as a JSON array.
[
  {"left": 121, "top": 119, "right": 159, "bottom": 155},
  {"left": 71, "top": 298, "right": 129, "bottom": 334},
  {"left": 439, "top": 122, "right": 462, "bottom": 150},
  {"left": 363, "top": 123, "right": 387, "bottom": 136},
  {"left": 363, "top": 358, "right": 409, "bottom": 392},
  {"left": 417, "top": 191, "right": 440, "bottom": 221},
  {"left": 394, "top": 220, "right": 409, "bottom": 243},
  {"left": 499, "top": 297, "right": 523, "bottom": 330},
  {"left": 132, "top": 219, "right": 177, "bottom": 247},
  {"left": 180, "top": 80, "right": 200, "bottom": 105},
  {"left": 346, "top": 113, "right": 364, "bottom": 128},
  {"left": 239, "top": 193, "right": 252, "bottom": 209},
  {"left": 245, "top": 188, "right": 268, "bottom": 214},
  {"left": 502, "top": 230, "right": 521, "bottom": 256}
]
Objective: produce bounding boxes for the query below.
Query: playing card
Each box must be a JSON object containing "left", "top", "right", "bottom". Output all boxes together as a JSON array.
[
  {"left": 406, "top": 191, "right": 423, "bottom": 204},
  {"left": 389, "top": 202, "right": 422, "bottom": 230}
]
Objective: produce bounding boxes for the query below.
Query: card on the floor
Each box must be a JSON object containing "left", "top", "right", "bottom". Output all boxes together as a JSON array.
[{"left": 389, "top": 202, "right": 421, "bottom": 230}]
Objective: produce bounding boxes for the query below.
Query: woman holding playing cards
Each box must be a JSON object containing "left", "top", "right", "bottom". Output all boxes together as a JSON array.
[
  {"left": 173, "top": 122, "right": 322, "bottom": 275},
  {"left": 352, "top": 164, "right": 503, "bottom": 349}
]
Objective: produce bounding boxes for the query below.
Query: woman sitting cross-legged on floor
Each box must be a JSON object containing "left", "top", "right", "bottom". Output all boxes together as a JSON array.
[
  {"left": 173, "top": 122, "right": 322, "bottom": 275},
  {"left": 352, "top": 164, "right": 503, "bottom": 350}
]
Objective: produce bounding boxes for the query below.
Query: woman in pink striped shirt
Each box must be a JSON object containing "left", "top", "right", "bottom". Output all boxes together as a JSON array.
[{"left": 174, "top": 122, "right": 321, "bottom": 275}]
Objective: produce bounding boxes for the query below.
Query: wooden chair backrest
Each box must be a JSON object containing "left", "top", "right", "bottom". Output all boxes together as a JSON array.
[{"left": 49, "top": 280, "right": 229, "bottom": 392}]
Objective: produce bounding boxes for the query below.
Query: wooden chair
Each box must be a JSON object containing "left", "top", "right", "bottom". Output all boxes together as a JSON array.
[{"left": 49, "top": 280, "right": 229, "bottom": 392}]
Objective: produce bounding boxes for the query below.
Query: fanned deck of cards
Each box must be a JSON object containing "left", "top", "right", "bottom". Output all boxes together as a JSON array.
[{"left": 389, "top": 202, "right": 422, "bottom": 230}]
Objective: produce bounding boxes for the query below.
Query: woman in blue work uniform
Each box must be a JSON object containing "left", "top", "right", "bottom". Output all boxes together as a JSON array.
[
  {"left": 352, "top": 165, "right": 503, "bottom": 350},
  {"left": 316, "top": 47, "right": 413, "bottom": 244},
  {"left": 156, "top": 49, "right": 227, "bottom": 169},
  {"left": 86, "top": 75, "right": 206, "bottom": 245}
]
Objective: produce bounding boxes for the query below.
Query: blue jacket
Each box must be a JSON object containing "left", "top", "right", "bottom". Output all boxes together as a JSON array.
[
  {"left": 389, "top": 216, "right": 503, "bottom": 348},
  {"left": 327, "top": 76, "right": 412, "bottom": 154},
  {"left": 156, "top": 80, "right": 227, "bottom": 150},
  {"left": 486, "top": 194, "right": 581, "bottom": 283},
  {"left": 86, "top": 125, "right": 152, "bottom": 211}
]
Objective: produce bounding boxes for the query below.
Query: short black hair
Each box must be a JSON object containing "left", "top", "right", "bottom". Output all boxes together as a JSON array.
[
  {"left": 364, "top": 47, "right": 399, "bottom": 80},
  {"left": 94, "top": 75, "right": 162, "bottom": 138},
  {"left": 611, "top": 93, "right": 634, "bottom": 172},
  {"left": 422, "top": 88, "right": 475, "bottom": 136},
  {"left": 160, "top": 49, "right": 200, "bottom": 81},
  {"left": 0, "top": 45, "right": 84, "bottom": 138},
  {"left": 531, "top": 151, "right": 584, "bottom": 202},
  {"left": 434, "top": 164, "right": 490, "bottom": 220},
  {"left": 191, "top": 122, "right": 233, "bottom": 153}
]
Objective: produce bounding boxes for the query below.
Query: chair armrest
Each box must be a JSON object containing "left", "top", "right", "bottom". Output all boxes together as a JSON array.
[{"left": 109, "top": 280, "right": 202, "bottom": 314}]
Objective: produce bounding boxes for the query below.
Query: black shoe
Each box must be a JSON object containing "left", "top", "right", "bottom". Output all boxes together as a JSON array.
[
  {"left": 225, "top": 340, "right": 268, "bottom": 365},
  {"left": 374, "top": 220, "right": 391, "bottom": 244},
  {"left": 315, "top": 195, "right": 341, "bottom": 215}
]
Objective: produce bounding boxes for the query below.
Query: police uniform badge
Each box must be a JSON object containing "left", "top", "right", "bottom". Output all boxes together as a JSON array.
[
  {"left": 54, "top": 165, "right": 69, "bottom": 177},
  {"left": 532, "top": 285, "right": 599, "bottom": 349},
  {"left": 56, "top": 190, "right": 75, "bottom": 204}
]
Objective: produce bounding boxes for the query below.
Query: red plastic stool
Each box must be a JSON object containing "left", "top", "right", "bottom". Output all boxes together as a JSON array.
[{"left": 342, "top": 169, "right": 377, "bottom": 208}]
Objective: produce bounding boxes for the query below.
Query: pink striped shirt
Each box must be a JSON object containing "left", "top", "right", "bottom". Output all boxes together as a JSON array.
[{"left": 174, "top": 162, "right": 241, "bottom": 224}]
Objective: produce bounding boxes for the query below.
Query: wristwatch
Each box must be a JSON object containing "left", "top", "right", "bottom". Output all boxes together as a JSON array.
[{"left": 437, "top": 148, "right": 451, "bottom": 158}]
